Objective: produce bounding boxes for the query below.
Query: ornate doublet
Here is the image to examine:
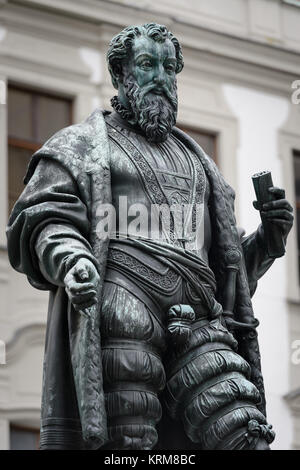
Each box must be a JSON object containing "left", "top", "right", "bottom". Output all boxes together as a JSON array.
[
  {"left": 103, "top": 111, "right": 218, "bottom": 325},
  {"left": 105, "top": 112, "right": 210, "bottom": 258}
]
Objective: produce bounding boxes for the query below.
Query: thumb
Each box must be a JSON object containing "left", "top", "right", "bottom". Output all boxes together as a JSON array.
[
  {"left": 75, "top": 264, "right": 89, "bottom": 281},
  {"left": 252, "top": 200, "right": 259, "bottom": 211}
]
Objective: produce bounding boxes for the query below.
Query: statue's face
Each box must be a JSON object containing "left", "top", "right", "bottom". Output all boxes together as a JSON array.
[
  {"left": 125, "top": 35, "right": 177, "bottom": 94},
  {"left": 118, "top": 35, "right": 178, "bottom": 143}
]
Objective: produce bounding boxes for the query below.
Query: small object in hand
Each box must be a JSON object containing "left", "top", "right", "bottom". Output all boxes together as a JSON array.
[{"left": 252, "top": 170, "right": 285, "bottom": 258}]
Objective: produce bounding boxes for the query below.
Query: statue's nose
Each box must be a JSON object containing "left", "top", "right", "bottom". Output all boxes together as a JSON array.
[{"left": 153, "top": 75, "right": 165, "bottom": 86}]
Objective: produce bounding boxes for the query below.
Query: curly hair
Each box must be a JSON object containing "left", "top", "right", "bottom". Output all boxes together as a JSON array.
[{"left": 107, "top": 23, "right": 184, "bottom": 89}]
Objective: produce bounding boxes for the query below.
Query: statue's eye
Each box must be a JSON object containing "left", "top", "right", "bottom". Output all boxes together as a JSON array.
[
  {"left": 165, "top": 63, "right": 175, "bottom": 73},
  {"left": 140, "top": 61, "right": 152, "bottom": 69}
]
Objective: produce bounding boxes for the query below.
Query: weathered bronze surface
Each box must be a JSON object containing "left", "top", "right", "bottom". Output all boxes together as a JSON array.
[{"left": 6, "top": 23, "right": 293, "bottom": 450}]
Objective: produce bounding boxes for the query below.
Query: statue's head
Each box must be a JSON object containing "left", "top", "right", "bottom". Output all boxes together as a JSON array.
[{"left": 107, "top": 23, "right": 184, "bottom": 143}]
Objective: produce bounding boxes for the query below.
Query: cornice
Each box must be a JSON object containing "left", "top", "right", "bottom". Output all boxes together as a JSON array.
[
  {"left": 7, "top": 0, "right": 173, "bottom": 28},
  {"left": 0, "top": 0, "right": 299, "bottom": 97}
]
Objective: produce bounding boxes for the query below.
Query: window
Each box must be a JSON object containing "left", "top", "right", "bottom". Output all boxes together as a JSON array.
[
  {"left": 179, "top": 126, "right": 217, "bottom": 164},
  {"left": 294, "top": 150, "right": 300, "bottom": 280},
  {"left": 8, "top": 85, "right": 73, "bottom": 213},
  {"left": 10, "top": 425, "right": 40, "bottom": 450}
]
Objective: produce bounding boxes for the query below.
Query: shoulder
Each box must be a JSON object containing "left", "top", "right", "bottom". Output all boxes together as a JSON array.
[
  {"left": 172, "top": 126, "right": 213, "bottom": 166},
  {"left": 24, "top": 109, "right": 109, "bottom": 184},
  {"left": 172, "top": 125, "right": 218, "bottom": 175},
  {"left": 172, "top": 126, "right": 236, "bottom": 200},
  {"left": 37, "top": 108, "right": 107, "bottom": 157}
]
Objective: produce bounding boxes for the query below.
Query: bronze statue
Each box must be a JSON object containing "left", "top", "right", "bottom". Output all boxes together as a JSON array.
[{"left": 6, "top": 23, "right": 293, "bottom": 450}]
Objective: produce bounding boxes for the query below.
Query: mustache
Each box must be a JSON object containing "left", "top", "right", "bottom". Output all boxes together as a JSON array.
[
  {"left": 135, "top": 83, "right": 177, "bottom": 110},
  {"left": 125, "top": 78, "right": 177, "bottom": 111}
]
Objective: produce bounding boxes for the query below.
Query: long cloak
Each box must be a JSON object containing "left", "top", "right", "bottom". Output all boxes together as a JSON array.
[{"left": 6, "top": 109, "right": 273, "bottom": 449}]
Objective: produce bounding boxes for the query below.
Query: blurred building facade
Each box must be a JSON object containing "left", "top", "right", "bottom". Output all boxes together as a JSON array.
[{"left": 0, "top": 0, "right": 300, "bottom": 450}]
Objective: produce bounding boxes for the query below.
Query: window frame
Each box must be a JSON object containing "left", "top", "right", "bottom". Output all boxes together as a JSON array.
[
  {"left": 293, "top": 149, "right": 300, "bottom": 284},
  {"left": 10, "top": 423, "right": 40, "bottom": 450},
  {"left": 8, "top": 83, "right": 73, "bottom": 148},
  {"left": 7, "top": 83, "right": 73, "bottom": 213},
  {"left": 278, "top": 107, "right": 300, "bottom": 303},
  {"left": 178, "top": 124, "right": 218, "bottom": 165}
]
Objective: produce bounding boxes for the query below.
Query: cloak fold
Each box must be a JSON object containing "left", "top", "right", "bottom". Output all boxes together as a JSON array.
[{"left": 6, "top": 109, "right": 273, "bottom": 449}]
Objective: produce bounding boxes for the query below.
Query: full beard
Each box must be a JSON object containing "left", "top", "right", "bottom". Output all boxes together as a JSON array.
[{"left": 124, "top": 76, "right": 178, "bottom": 143}]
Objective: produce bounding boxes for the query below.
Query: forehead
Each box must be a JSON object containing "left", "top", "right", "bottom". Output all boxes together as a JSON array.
[{"left": 130, "top": 35, "right": 176, "bottom": 61}]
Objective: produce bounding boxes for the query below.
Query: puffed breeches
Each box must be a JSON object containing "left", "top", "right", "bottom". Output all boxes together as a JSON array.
[{"left": 100, "top": 276, "right": 274, "bottom": 450}]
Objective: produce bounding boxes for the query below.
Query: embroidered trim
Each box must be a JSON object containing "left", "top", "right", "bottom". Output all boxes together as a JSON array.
[
  {"left": 107, "top": 248, "right": 180, "bottom": 291},
  {"left": 107, "top": 121, "right": 178, "bottom": 243},
  {"left": 191, "top": 152, "right": 206, "bottom": 234}
]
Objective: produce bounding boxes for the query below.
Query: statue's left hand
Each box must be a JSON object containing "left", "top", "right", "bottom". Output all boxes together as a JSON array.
[{"left": 254, "top": 187, "right": 294, "bottom": 241}]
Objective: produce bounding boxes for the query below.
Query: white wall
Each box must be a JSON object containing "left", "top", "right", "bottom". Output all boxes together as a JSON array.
[{"left": 223, "top": 84, "right": 293, "bottom": 449}]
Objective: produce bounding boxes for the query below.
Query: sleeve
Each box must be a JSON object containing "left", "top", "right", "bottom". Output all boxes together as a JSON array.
[
  {"left": 241, "top": 224, "right": 274, "bottom": 297},
  {"left": 6, "top": 157, "right": 98, "bottom": 290}
]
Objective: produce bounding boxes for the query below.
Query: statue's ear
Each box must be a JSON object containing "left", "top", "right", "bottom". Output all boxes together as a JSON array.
[{"left": 111, "top": 63, "right": 123, "bottom": 89}]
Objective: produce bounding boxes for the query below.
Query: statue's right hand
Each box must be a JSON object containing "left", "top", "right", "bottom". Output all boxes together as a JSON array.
[{"left": 63, "top": 258, "right": 100, "bottom": 312}]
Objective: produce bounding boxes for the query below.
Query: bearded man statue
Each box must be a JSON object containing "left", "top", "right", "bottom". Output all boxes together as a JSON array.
[{"left": 6, "top": 23, "right": 293, "bottom": 450}]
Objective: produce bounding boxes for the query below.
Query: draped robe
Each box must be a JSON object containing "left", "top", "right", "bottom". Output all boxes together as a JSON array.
[{"left": 6, "top": 109, "right": 274, "bottom": 449}]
